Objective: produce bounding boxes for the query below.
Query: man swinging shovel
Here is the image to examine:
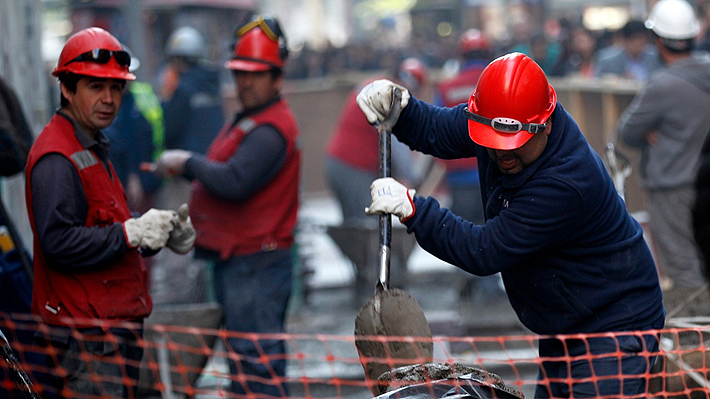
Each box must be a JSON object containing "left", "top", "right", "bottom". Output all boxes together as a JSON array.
[{"left": 353, "top": 88, "right": 433, "bottom": 396}]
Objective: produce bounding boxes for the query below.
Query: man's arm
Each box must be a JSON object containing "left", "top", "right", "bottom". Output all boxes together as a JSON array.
[
  {"left": 31, "top": 154, "right": 130, "bottom": 269},
  {"left": 184, "top": 125, "right": 287, "bottom": 201},
  {"left": 392, "top": 96, "right": 478, "bottom": 160},
  {"left": 616, "top": 81, "right": 664, "bottom": 148}
]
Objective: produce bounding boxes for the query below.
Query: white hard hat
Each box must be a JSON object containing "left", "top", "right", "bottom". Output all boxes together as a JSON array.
[
  {"left": 166, "top": 26, "right": 207, "bottom": 58},
  {"left": 121, "top": 44, "right": 141, "bottom": 72},
  {"left": 645, "top": 0, "right": 700, "bottom": 40}
]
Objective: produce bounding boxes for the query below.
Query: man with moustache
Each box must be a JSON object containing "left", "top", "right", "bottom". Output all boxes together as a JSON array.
[
  {"left": 25, "top": 27, "right": 195, "bottom": 398},
  {"left": 153, "top": 16, "right": 299, "bottom": 398},
  {"left": 356, "top": 52, "right": 664, "bottom": 398}
]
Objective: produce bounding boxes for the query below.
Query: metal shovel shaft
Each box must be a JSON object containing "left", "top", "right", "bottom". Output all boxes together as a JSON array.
[{"left": 375, "top": 88, "right": 402, "bottom": 292}]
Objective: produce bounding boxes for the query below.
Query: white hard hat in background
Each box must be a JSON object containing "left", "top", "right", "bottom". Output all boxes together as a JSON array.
[
  {"left": 645, "top": 0, "right": 700, "bottom": 40},
  {"left": 166, "top": 26, "right": 207, "bottom": 59},
  {"left": 121, "top": 44, "right": 141, "bottom": 72}
]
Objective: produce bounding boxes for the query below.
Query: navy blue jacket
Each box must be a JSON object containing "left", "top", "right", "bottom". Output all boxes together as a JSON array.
[
  {"left": 394, "top": 97, "right": 664, "bottom": 335},
  {"left": 163, "top": 64, "right": 224, "bottom": 155}
]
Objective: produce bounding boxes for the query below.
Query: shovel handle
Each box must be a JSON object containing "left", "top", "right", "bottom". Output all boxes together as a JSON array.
[{"left": 376, "top": 88, "right": 403, "bottom": 291}]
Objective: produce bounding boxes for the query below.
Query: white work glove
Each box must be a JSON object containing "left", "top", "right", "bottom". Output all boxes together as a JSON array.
[
  {"left": 154, "top": 149, "right": 193, "bottom": 177},
  {"left": 356, "top": 79, "right": 410, "bottom": 124},
  {"left": 365, "top": 177, "right": 417, "bottom": 222},
  {"left": 124, "top": 209, "right": 177, "bottom": 250},
  {"left": 167, "top": 204, "right": 196, "bottom": 254}
]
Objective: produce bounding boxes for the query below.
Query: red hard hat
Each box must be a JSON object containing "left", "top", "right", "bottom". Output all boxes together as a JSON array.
[
  {"left": 459, "top": 29, "right": 491, "bottom": 54},
  {"left": 466, "top": 52, "right": 556, "bottom": 150},
  {"left": 399, "top": 58, "right": 428, "bottom": 88},
  {"left": 52, "top": 27, "right": 135, "bottom": 80},
  {"left": 226, "top": 16, "right": 287, "bottom": 71}
]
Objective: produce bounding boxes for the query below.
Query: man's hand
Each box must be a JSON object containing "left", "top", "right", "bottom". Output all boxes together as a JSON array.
[
  {"left": 154, "top": 149, "right": 193, "bottom": 177},
  {"left": 124, "top": 209, "right": 176, "bottom": 250},
  {"left": 365, "top": 177, "right": 416, "bottom": 222},
  {"left": 167, "top": 203, "right": 196, "bottom": 254},
  {"left": 356, "top": 79, "right": 410, "bottom": 124}
]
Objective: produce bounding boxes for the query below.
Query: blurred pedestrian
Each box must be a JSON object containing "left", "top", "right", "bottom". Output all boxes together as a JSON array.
[
  {"left": 435, "top": 29, "right": 505, "bottom": 304},
  {"left": 617, "top": 0, "right": 710, "bottom": 315},
  {"left": 104, "top": 46, "right": 164, "bottom": 214},
  {"left": 551, "top": 25, "right": 598, "bottom": 78},
  {"left": 325, "top": 57, "right": 428, "bottom": 223},
  {"left": 356, "top": 52, "right": 664, "bottom": 398},
  {"left": 511, "top": 32, "right": 562, "bottom": 74},
  {"left": 152, "top": 16, "right": 299, "bottom": 398},
  {"left": 160, "top": 26, "right": 225, "bottom": 210},
  {"left": 25, "top": 27, "right": 195, "bottom": 399},
  {"left": 435, "top": 29, "right": 491, "bottom": 224},
  {"left": 595, "top": 19, "right": 661, "bottom": 80}
]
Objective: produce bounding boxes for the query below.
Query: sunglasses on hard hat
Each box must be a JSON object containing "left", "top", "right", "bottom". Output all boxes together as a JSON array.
[
  {"left": 464, "top": 107, "right": 546, "bottom": 134},
  {"left": 64, "top": 49, "right": 131, "bottom": 68},
  {"left": 236, "top": 16, "right": 281, "bottom": 41}
]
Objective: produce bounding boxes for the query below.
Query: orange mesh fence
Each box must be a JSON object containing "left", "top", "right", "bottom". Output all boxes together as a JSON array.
[{"left": 1, "top": 312, "right": 709, "bottom": 399}]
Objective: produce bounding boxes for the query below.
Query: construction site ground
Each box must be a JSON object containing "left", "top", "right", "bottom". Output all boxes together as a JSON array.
[{"left": 187, "top": 195, "right": 535, "bottom": 399}]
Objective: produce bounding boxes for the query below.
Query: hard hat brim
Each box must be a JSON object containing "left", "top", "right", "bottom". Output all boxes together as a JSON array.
[
  {"left": 468, "top": 121, "right": 536, "bottom": 150},
  {"left": 52, "top": 63, "right": 136, "bottom": 81},
  {"left": 225, "top": 58, "right": 277, "bottom": 72}
]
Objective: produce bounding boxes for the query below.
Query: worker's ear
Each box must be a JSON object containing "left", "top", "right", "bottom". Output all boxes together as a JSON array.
[{"left": 544, "top": 115, "right": 554, "bottom": 136}]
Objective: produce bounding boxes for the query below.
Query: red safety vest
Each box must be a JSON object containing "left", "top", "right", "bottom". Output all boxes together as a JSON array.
[
  {"left": 25, "top": 114, "right": 151, "bottom": 327},
  {"left": 189, "top": 99, "right": 300, "bottom": 259},
  {"left": 326, "top": 85, "right": 380, "bottom": 173},
  {"left": 437, "top": 67, "right": 486, "bottom": 171}
]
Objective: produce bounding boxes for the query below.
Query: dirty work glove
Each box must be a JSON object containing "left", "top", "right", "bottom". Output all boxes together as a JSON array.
[
  {"left": 167, "top": 204, "right": 196, "bottom": 254},
  {"left": 356, "top": 79, "right": 410, "bottom": 124},
  {"left": 154, "top": 149, "right": 193, "bottom": 177},
  {"left": 124, "top": 209, "right": 176, "bottom": 250},
  {"left": 365, "top": 177, "right": 416, "bottom": 222}
]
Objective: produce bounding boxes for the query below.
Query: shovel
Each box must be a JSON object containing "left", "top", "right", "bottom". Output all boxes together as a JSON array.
[{"left": 354, "top": 87, "right": 433, "bottom": 396}]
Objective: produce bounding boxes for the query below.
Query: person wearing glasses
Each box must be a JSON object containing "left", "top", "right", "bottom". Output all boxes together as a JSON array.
[
  {"left": 356, "top": 52, "right": 664, "bottom": 398},
  {"left": 24, "top": 27, "right": 195, "bottom": 398},
  {"left": 152, "top": 16, "right": 299, "bottom": 398}
]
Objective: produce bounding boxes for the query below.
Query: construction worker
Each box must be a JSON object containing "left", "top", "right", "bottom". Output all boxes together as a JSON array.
[
  {"left": 24, "top": 27, "right": 195, "bottom": 399},
  {"left": 617, "top": 0, "right": 710, "bottom": 316},
  {"left": 159, "top": 26, "right": 225, "bottom": 211},
  {"left": 435, "top": 29, "right": 504, "bottom": 305},
  {"left": 356, "top": 52, "right": 664, "bottom": 398},
  {"left": 104, "top": 46, "right": 164, "bottom": 213},
  {"left": 152, "top": 16, "right": 299, "bottom": 398}
]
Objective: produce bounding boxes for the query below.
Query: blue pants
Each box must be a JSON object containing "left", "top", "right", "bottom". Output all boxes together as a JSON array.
[
  {"left": 535, "top": 330, "right": 660, "bottom": 398},
  {"left": 213, "top": 248, "right": 293, "bottom": 398}
]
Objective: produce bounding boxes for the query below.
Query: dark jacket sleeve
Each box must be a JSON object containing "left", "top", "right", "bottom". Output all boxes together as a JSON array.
[
  {"left": 183, "top": 124, "right": 287, "bottom": 201},
  {"left": 31, "top": 154, "right": 131, "bottom": 269},
  {"left": 0, "top": 77, "right": 33, "bottom": 176},
  {"left": 392, "top": 96, "right": 478, "bottom": 159}
]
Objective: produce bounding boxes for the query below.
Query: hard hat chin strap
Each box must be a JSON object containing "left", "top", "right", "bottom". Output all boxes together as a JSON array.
[{"left": 464, "top": 107, "right": 546, "bottom": 134}]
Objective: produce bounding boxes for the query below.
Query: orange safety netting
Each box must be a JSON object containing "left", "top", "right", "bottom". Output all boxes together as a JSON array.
[{"left": 1, "top": 312, "right": 709, "bottom": 399}]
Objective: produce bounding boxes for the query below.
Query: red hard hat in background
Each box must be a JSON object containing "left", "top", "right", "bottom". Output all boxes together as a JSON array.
[
  {"left": 466, "top": 52, "right": 556, "bottom": 150},
  {"left": 226, "top": 16, "right": 288, "bottom": 72},
  {"left": 399, "top": 57, "right": 428, "bottom": 90},
  {"left": 459, "top": 29, "right": 492, "bottom": 55},
  {"left": 52, "top": 27, "right": 135, "bottom": 80}
]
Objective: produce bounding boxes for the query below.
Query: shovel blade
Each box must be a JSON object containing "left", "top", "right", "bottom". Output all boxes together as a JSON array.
[{"left": 354, "top": 288, "right": 433, "bottom": 395}]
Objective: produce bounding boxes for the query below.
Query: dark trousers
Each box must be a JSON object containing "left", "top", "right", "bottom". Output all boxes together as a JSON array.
[
  {"left": 535, "top": 330, "right": 660, "bottom": 398},
  {"left": 213, "top": 248, "right": 293, "bottom": 398},
  {"left": 51, "top": 329, "right": 143, "bottom": 399}
]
